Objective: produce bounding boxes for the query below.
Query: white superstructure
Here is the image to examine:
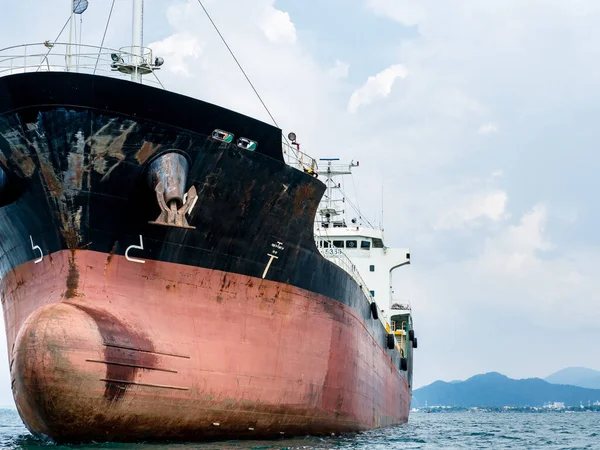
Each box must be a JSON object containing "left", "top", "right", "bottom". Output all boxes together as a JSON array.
[{"left": 313, "top": 158, "right": 412, "bottom": 339}]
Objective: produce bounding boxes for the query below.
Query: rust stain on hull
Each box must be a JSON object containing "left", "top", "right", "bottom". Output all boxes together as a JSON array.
[
  {"left": 294, "top": 183, "right": 318, "bottom": 217},
  {"left": 65, "top": 153, "right": 85, "bottom": 191},
  {"left": 105, "top": 241, "right": 118, "bottom": 273},
  {"left": 136, "top": 141, "right": 161, "bottom": 164},
  {"left": 64, "top": 255, "right": 79, "bottom": 299},
  {"left": 10, "top": 145, "right": 36, "bottom": 177},
  {"left": 38, "top": 156, "right": 64, "bottom": 196},
  {"left": 60, "top": 213, "right": 83, "bottom": 250}
]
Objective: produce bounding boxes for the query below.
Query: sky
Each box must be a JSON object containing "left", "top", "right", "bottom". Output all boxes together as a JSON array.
[{"left": 1, "top": 0, "right": 600, "bottom": 406}]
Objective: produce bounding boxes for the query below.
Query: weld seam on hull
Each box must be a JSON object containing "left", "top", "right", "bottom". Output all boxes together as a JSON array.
[
  {"left": 100, "top": 379, "right": 189, "bottom": 391},
  {"left": 102, "top": 342, "right": 190, "bottom": 359},
  {"left": 86, "top": 359, "right": 178, "bottom": 373}
]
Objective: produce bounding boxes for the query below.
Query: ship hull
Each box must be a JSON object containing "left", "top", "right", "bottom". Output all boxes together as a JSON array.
[
  {"left": 3, "top": 249, "right": 409, "bottom": 442},
  {"left": 0, "top": 72, "right": 412, "bottom": 442}
]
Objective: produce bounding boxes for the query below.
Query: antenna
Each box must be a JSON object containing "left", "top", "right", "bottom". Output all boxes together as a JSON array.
[{"left": 381, "top": 182, "right": 384, "bottom": 232}]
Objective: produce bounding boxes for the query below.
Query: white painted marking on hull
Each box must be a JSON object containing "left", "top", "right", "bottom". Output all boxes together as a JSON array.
[
  {"left": 262, "top": 253, "right": 279, "bottom": 279},
  {"left": 126, "top": 235, "right": 146, "bottom": 264},
  {"left": 30, "top": 236, "right": 43, "bottom": 264}
]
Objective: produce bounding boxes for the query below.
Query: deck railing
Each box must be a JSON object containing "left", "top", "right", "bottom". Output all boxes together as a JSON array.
[
  {"left": 318, "top": 247, "right": 374, "bottom": 304},
  {"left": 0, "top": 42, "right": 164, "bottom": 88},
  {"left": 319, "top": 247, "right": 395, "bottom": 331},
  {"left": 282, "top": 142, "right": 318, "bottom": 175}
]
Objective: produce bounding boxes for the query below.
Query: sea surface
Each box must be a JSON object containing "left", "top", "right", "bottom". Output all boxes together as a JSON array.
[{"left": 0, "top": 409, "right": 599, "bottom": 449}]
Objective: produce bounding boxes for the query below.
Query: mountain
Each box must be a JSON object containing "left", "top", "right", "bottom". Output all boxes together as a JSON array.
[
  {"left": 545, "top": 367, "right": 600, "bottom": 389},
  {"left": 412, "top": 372, "right": 600, "bottom": 407}
]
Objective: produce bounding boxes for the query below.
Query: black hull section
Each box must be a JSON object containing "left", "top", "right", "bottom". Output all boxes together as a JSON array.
[{"left": 0, "top": 73, "right": 411, "bottom": 431}]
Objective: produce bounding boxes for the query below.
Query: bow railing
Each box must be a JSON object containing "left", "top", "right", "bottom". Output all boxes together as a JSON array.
[
  {"left": 283, "top": 142, "right": 318, "bottom": 176},
  {"left": 0, "top": 42, "right": 164, "bottom": 88}
]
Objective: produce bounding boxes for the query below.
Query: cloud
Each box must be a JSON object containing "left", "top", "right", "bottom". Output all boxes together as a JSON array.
[
  {"left": 260, "top": 8, "right": 297, "bottom": 44},
  {"left": 478, "top": 123, "right": 498, "bottom": 134},
  {"left": 435, "top": 190, "right": 508, "bottom": 230},
  {"left": 149, "top": 32, "right": 203, "bottom": 77},
  {"left": 358, "top": 0, "right": 600, "bottom": 384},
  {"left": 367, "top": 0, "right": 425, "bottom": 26},
  {"left": 347, "top": 64, "right": 407, "bottom": 113},
  {"left": 482, "top": 204, "right": 554, "bottom": 273},
  {"left": 329, "top": 60, "right": 349, "bottom": 79}
]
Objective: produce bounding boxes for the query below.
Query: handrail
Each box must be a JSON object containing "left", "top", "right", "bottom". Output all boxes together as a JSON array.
[
  {"left": 318, "top": 247, "right": 374, "bottom": 305},
  {"left": 282, "top": 142, "right": 318, "bottom": 175},
  {"left": 0, "top": 42, "right": 164, "bottom": 88}
]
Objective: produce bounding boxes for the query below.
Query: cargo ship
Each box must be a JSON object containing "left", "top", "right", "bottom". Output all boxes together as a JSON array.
[{"left": 0, "top": 0, "right": 417, "bottom": 443}]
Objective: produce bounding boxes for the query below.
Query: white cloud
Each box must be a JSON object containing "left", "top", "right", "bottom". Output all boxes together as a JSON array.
[
  {"left": 149, "top": 32, "right": 203, "bottom": 77},
  {"left": 347, "top": 64, "right": 408, "bottom": 113},
  {"left": 329, "top": 60, "right": 349, "bottom": 79},
  {"left": 367, "top": 0, "right": 425, "bottom": 26},
  {"left": 435, "top": 190, "right": 508, "bottom": 230},
  {"left": 478, "top": 123, "right": 498, "bottom": 134},
  {"left": 482, "top": 204, "right": 554, "bottom": 272},
  {"left": 144, "top": 0, "right": 339, "bottom": 142},
  {"left": 260, "top": 8, "right": 297, "bottom": 44}
]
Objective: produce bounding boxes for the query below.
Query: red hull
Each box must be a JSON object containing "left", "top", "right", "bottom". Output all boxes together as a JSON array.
[{"left": 1, "top": 249, "right": 410, "bottom": 442}]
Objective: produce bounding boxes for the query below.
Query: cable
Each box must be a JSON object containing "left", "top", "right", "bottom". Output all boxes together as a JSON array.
[
  {"left": 36, "top": 16, "right": 72, "bottom": 72},
  {"left": 94, "top": 0, "right": 116, "bottom": 75},
  {"left": 78, "top": 15, "right": 83, "bottom": 69},
  {"left": 350, "top": 173, "right": 368, "bottom": 227},
  {"left": 195, "top": 0, "right": 280, "bottom": 130},
  {"left": 343, "top": 179, "right": 375, "bottom": 229}
]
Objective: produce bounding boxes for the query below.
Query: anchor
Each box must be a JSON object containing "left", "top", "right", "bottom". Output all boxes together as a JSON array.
[
  {"left": 147, "top": 152, "right": 197, "bottom": 229},
  {"left": 149, "top": 181, "right": 197, "bottom": 229}
]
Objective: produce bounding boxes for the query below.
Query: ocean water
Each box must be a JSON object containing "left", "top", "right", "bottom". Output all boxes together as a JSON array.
[{"left": 1, "top": 409, "right": 599, "bottom": 449}]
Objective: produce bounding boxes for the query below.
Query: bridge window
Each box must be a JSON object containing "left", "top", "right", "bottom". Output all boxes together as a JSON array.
[
  {"left": 372, "top": 238, "right": 384, "bottom": 248},
  {"left": 361, "top": 240, "right": 371, "bottom": 250},
  {"left": 333, "top": 240, "right": 344, "bottom": 248},
  {"left": 346, "top": 240, "right": 357, "bottom": 249},
  {"left": 370, "top": 290, "right": 375, "bottom": 297},
  {"left": 322, "top": 241, "right": 330, "bottom": 248}
]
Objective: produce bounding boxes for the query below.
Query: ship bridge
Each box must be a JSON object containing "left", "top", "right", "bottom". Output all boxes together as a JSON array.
[
  {"left": 315, "top": 226, "right": 411, "bottom": 326},
  {"left": 313, "top": 158, "right": 413, "bottom": 346}
]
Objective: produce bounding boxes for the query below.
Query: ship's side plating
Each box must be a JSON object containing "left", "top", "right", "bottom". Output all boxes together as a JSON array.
[{"left": 0, "top": 72, "right": 412, "bottom": 442}]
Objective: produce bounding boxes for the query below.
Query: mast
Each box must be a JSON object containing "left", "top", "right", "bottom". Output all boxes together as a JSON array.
[
  {"left": 317, "top": 158, "right": 356, "bottom": 229},
  {"left": 66, "top": 0, "right": 75, "bottom": 71},
  {"left": 132, "top": 0, "right": 144, "bottom": 83}
]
